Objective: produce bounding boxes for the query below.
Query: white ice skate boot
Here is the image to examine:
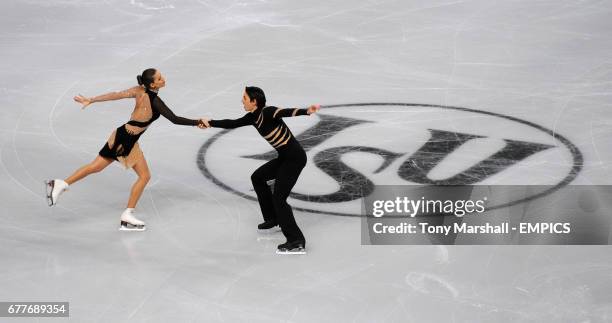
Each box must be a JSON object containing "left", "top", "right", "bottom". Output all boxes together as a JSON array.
[
  {"left": 45, "top": 179, "right": 69, "bottom": 206},
  {"left": 119, "top": 208, "right": 146, "bottom": 231}
]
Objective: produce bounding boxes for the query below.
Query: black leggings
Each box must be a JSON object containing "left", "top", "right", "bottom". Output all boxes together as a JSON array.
[{"left": 251, "top": 143, "right": 306, "bottom": 243}]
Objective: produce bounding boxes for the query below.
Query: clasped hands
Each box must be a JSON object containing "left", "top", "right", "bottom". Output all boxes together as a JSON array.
[{"left": 197, "top": 118, "right": 210, "bottom": 129}]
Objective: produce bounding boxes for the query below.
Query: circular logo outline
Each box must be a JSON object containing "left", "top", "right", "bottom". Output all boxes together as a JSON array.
[{"left": 197, "top": 103, "right": 583, "bottom": 217}]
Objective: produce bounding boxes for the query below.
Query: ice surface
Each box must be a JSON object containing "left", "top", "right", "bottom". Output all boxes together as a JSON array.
[{"left": 1, "top": 0, "right": 612, "bottom": 322}]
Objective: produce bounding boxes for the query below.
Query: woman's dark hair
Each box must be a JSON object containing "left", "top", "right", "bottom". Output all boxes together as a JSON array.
[
  {"left": 245, "top": 86, "right": 266, "bottom": 109},
  {"left": 137, "top": 68, "right": 156, "bottom": 89}
]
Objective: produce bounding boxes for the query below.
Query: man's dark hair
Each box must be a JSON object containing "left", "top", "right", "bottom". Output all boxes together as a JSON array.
[{"left": 245, "top": 86, "right": 266, "bottom": 109}]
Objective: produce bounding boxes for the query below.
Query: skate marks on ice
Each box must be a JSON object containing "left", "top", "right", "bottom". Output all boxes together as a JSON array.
[
  {"left": 405, "top": 272, "right": 459, "bottom": 298},
  {"left": 398, "top": 248, "right": 612, "bottom": 322}
]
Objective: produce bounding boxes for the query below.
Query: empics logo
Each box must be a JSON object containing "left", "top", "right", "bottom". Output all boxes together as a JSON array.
[{"left": 197, "top": 103, "right": 582, "bottom": 216}]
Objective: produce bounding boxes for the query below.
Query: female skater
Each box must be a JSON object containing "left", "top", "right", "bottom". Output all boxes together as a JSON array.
[
  {"left": 46, "top": 68, "right": 203, "bottom": 231},
  {"left": 201, "top": 86, "right": 320, "bottom": 254}
]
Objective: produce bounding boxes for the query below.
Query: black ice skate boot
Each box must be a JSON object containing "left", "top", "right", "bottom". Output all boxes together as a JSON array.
[
  {"left": 276, "top": 240, "right": 306, "bottom": 255},
  {"left": 258, "top": 221, "right": 280, "bottom": 233}
]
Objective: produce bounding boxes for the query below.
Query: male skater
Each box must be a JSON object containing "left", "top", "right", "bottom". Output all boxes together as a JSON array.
[{"left": 201, "top": 86, "right": 320, "bottom": 254}]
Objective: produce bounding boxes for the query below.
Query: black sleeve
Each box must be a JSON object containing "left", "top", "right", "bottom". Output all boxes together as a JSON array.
[
  {"left": 153, "top": 97, "right": 201, "bottom": 126},
  {"left": 209, "top": 113, "right": 254, "bottom": 129},
  {"left": 269, "top": 106, "right": 309, "bottom": 119}
]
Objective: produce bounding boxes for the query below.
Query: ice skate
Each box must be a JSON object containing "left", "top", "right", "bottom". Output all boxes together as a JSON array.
[
  {"left": 45, "top": 179, "right": 69, "bottom": 206},
  {"left": 258, "top": 221, "right": 281, "bottom": 234},
  {"left": 119, "top": 208, "right": 146, "bottom": 232},
  {"left": 276, "top": 240, "right": 306, "bottom": 255}
]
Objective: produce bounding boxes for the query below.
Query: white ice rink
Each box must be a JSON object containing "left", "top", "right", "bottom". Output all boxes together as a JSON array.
[{"left": 1, "top": 0, "right": 612, "bottom": 322}]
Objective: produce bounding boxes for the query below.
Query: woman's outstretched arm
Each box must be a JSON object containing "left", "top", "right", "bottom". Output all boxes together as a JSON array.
[
  {"left": 74, "top": 86, "right": 140, "bottom": 109},
  {"left": 153, "top": 97, "right": 202, "bottom": 126}
]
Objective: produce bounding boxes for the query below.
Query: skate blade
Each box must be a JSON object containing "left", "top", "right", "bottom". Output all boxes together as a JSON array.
[
  {"left": 258, "top": 226, "right": 281, "bottom": 234},
  {"left": 257, "top": 235, "right": 283, "bottom": 242},
  {"left": 44, "top": 180, "right": 54, "bottom": 207},
  {"left": 276, "top": 248, "right": 307, "bottom": 255},
  {"left": 119, "top": 226, "right": 146, "bottom": 232},
  {"left": 119, "top": 221, "right": 146, "bottom": 232}
]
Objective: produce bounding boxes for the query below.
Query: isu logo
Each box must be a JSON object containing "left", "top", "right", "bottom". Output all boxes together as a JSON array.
[{"left": 197, "top": 103, "right": 582, "bottom": 216}]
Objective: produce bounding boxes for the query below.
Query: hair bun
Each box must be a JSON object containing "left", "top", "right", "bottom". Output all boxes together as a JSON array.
[{"left": 136, "top": 75, "right": 143, "bottom": 85}]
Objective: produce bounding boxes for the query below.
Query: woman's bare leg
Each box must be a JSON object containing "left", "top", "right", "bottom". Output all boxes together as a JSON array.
[
  {"left": 65, "top": 156, "right": 113, "bottom": 185},
  {"left": 127, "top": 154, "right": 151, "bottom": 208}
]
